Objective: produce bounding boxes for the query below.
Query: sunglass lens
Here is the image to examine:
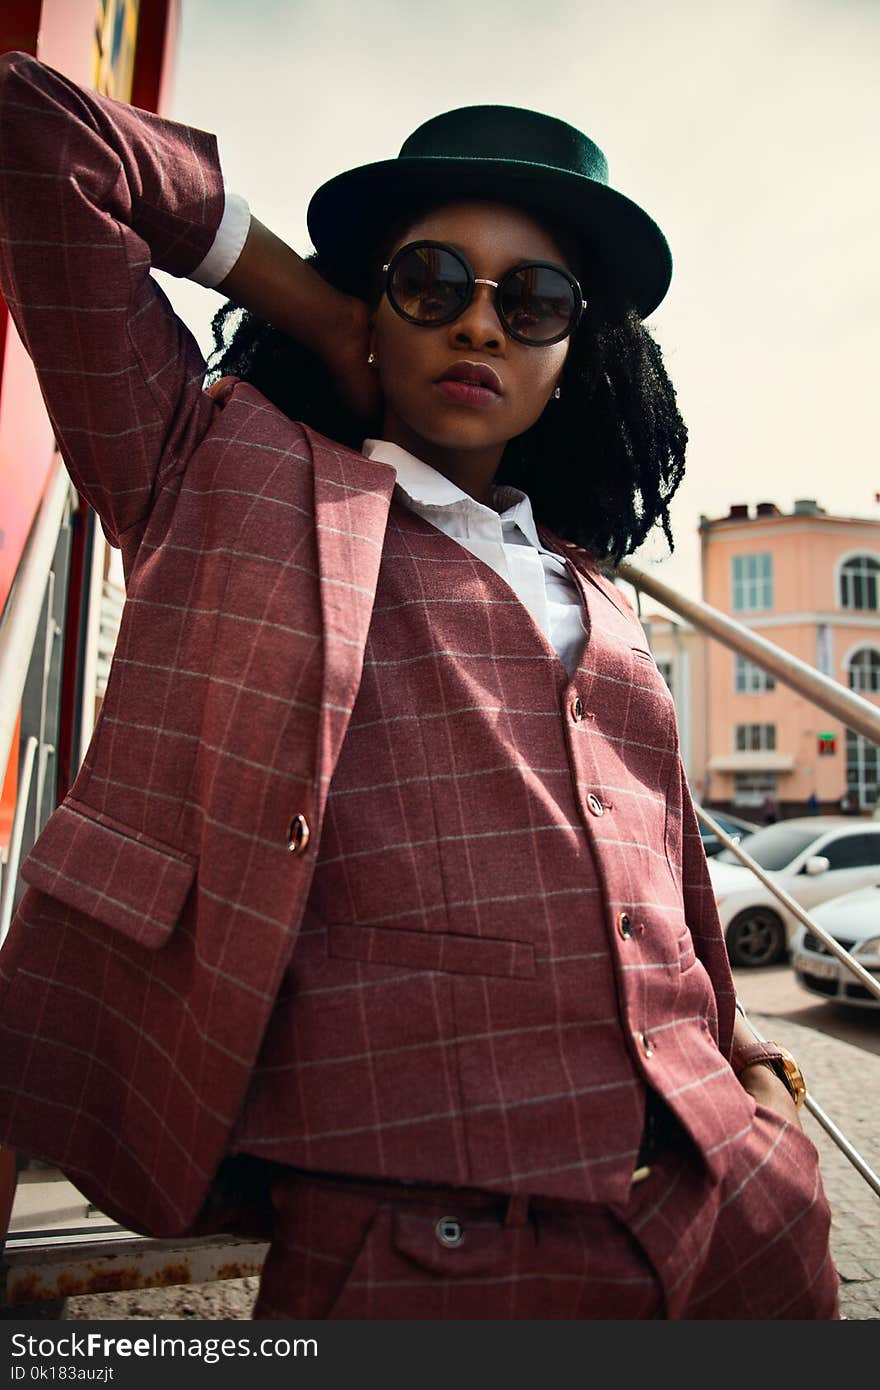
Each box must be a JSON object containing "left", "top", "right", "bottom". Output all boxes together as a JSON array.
[
  {"left": 389, "top": 245, "right": 469, "bottom": 324},
  {"left": 499, "top": 265, "right": 577, "bottom": 343}
]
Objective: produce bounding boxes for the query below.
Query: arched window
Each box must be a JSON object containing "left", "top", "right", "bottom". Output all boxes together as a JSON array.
[
  {"left": 840, "top": 554, "right": 880, "bottom": 610},
  {"left": 847, "top": 648, "right": 880, "bottom": 693}
]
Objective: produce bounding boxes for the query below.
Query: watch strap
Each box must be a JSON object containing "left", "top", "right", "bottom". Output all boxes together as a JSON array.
[
  {"left": 731, "top": 1039, "right": 806, "bottom": 1108},
  {"left": 730, "top": 1040, "right": 782, "bottom": 1077}
]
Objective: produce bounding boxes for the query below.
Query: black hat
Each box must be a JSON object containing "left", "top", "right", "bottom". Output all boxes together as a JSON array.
[{"left": 307, "top": 104, "right": 672, "bottom": 317}]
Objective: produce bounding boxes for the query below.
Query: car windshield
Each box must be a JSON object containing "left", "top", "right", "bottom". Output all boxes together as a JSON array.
[{"left": 716, "top": 823, "right": 820, "bottom": 870}]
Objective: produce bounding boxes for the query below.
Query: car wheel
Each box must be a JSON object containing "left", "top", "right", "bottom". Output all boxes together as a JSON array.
[{"left": 725, "top": 908, "right": 787, "bottom": 968}]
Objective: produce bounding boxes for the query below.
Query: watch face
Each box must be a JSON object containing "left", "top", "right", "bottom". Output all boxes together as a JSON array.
[{"left": 774, "top": 1045, "right": 807, "bottom": 1108}]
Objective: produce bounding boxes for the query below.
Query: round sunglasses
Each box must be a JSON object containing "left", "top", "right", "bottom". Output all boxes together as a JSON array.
[{"left": 381, "top": 241, "right": 587, "bottom": 346}]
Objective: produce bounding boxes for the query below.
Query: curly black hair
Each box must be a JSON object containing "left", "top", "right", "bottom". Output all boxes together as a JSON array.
[{"left": 205, "top": 247, "right": 687, "bottom": 566}]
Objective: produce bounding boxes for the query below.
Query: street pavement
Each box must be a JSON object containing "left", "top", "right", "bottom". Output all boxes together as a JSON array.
[{"left": 742, "top": 1006, "right": 880, "bottom": 1321}]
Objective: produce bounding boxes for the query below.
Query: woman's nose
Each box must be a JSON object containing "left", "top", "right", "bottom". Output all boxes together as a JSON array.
[{"left": 448, "top": 284, "right": 504, "bottom": 351}]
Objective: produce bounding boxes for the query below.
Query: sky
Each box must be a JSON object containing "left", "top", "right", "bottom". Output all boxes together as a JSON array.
[{"left": 155, "top": 0, "right": 879, "bottom": 608}]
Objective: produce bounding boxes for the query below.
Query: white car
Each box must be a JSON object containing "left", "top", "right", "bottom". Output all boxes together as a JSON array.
[
  {"left": 791, "top": 885, "right": 880, "bottom": 1009},
  {"left": 707, "top": 816, "right": 880, "bottom": 968}
]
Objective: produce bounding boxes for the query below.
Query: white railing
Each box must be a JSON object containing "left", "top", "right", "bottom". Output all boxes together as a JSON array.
[
  {"left": 0, "top": 460, "right": 72, "bottom": 781},
  {"left": 617, "top": 559, "right": 880, "bottom": 745}
]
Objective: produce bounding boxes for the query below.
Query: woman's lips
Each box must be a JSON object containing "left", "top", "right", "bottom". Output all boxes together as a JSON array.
[
  {"left": 434, "top": 360, "right": 503, "bottom": 408},
  {"left": 434, "top": 379, "right": 502, "bottom": 408}
]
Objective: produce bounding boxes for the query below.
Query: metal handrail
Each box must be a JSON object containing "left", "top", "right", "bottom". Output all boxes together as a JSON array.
[
  {"left": 0, "top": 459, "right": 72, "bottom": 781},
  {"left": 617, "top": 559, "right": 880, "bottom": 744},
  {"left": 0, "top": 736, "right": 38, "bottom": 946}
]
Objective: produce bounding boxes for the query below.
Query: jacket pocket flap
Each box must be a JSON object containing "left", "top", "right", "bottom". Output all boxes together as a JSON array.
[
  {"left": 328, "top": 923, "right": 535, "bottom": 978},
  {"left": 20, "top": 800, "right": 196, "bottom": 949}
]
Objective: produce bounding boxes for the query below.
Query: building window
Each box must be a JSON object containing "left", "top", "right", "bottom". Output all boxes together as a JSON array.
[
  {"left": 734, "top": 655, "right": 776, "bottom": 693},
  {"left": 735, "top": 723, "right": 776, "bottom": 752},
  {"left": 734, "top": 771, "right": 778, "bottom": 808},
  {"left": 848, "top": 648, "right": 880, "bottom": 693},
  {"left": 840, "top": 555, "right": 880, "bottom": 611},
  {"left": 846, "top": 730, "right": 879, "bottom": 809},
  {"left": 655, "top": 658, "right": 673, "bottom": 696},
  {"left": 732, "top": 554, "right": 773, "bottom": 612}
]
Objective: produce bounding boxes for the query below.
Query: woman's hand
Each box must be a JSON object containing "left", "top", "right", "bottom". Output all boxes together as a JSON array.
[
  {"left": 736, "top": 1060, "right": 803, "bottom": 1129},
  {"left": 729, "top": 1012, "right": 803, "bottom": 1128}
]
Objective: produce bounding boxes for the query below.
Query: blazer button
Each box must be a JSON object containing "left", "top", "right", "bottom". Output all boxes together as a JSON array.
[
  {"left": 586, "top": 793, "right": 604, "bottom": 817},
  {"left": 637, "top": 1031, "right": 654, "bottom": 1058},
  {"left": 435, "top": 1216, "right": 464, "bottom": 1248},
  {"left": 617, "top": 911, "right": 633, "bottom": 940},
  {"left": 570, "top": 697, "right": 584, "bottom": 722},
  {"left": 287, "top": 814, "right": 311, "bottom": 853}
]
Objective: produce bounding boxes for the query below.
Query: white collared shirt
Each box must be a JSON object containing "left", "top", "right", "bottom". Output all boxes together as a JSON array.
[{"left": 362, "top": 439, "right": 588, "bottom": 676}]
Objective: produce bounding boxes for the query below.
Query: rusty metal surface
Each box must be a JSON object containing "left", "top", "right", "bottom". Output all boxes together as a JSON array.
[{"left": 2, "top": 1235, "right": 269, "bottom": 1305}]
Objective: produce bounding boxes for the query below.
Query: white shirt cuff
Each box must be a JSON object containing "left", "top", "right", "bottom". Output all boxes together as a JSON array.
[{"left": 189, "top": 191, "right": 251, "bottom": 288}]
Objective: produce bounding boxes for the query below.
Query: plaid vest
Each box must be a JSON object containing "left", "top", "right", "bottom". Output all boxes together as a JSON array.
[{"left": 234, "top": 501, "right": 744, "bottom": 1204}]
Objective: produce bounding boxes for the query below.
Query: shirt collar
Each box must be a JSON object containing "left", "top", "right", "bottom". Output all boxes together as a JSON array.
[{"left": 362, "top": 437, "right": 545, "bottom": 551}]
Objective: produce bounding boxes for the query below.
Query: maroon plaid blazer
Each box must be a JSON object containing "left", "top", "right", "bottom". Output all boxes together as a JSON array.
[{"left": 0, "top": 53, "right": 737, "bottom": 1236}]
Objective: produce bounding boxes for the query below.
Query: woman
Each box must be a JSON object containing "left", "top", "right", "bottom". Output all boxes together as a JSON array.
[{"left": 0, "top": 51, "right": 838, "bottom": 1320}]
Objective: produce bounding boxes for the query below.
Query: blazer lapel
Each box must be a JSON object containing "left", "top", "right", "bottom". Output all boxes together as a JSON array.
[{"left": 306, "top": 427, "right": 396, "bottom": 820}]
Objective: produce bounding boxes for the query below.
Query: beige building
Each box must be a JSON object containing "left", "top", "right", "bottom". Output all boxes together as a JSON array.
[{"left": 699, "top": 500, "right": 880, "bottom": 813}]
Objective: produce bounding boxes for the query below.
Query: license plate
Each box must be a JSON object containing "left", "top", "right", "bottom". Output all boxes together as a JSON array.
[{"left": 794, "top": 953, "right": 838, "bottom": 981}]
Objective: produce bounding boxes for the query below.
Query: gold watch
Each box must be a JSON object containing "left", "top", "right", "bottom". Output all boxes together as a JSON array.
[{"left": 730, "top": 1039, "right": 807, "bottom": 1110}]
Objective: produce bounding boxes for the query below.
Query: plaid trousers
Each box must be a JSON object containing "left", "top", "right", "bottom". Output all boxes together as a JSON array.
[{"left": 251, "top": 1102, "right": 839, "bottom": 1320}]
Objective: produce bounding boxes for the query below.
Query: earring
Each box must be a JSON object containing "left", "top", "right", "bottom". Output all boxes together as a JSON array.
[
  {"left": 553, "top": 385, "right": 562, "bottom": 400},
  {"left": 367, "top": 351, "right": 377, "bottom": 366}
]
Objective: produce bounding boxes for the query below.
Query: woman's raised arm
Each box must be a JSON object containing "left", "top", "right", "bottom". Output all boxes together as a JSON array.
[
  {"left": 0, "top": 51, "right": 223, "bottom": 545},
  {"left": 216, "top": 214, "right": 380, "bottom": 420}
]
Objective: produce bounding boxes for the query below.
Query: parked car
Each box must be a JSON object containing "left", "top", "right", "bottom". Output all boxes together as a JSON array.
[
  {"left": 791, "top": 885, "right": 880, "bottom": 1009},
  {"left": 695, "top": 807, "right": 760, "bottom": 858},
  {"left": 707, "top": 817, "right": 880, "bottom": 968}
]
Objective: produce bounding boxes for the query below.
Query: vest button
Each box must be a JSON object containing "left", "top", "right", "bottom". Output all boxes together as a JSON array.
[
  {"left": 570, "top": 697, "right": 584, "bottom": 722},
  {"left": 617, "top": 911, "right": 633, "bottom": 939},
  {"left": 586, "top": 793, "right": 604, "bottom": 817},
  {"left": 435, "top": 1216, "right": 464, "bottom": 1248},
  {"left": 287, "top": 813, "right": 311, "bottom": 853}
]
